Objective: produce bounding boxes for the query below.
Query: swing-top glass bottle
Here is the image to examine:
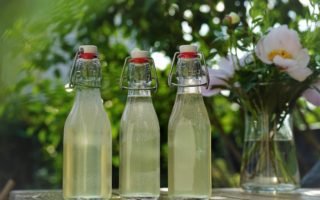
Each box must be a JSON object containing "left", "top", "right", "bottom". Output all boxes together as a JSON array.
[
  {"left": 168, "top": 45, "right": 212, "bottom": 199},
  {"left": 63, "top": 45, "right": 112, "bottom": 200},
  {"left": 119, "top": 49, "right": 160, "bottom": 199}
]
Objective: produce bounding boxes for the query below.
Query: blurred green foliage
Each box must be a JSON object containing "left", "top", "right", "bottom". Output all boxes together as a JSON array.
[{"left": 0, "top": 0, "right": 319, "bottom": 189}]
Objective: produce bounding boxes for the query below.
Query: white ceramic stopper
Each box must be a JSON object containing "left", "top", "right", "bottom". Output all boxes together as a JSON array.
[
  {"left": 130, "top": 49, "right": 149, "bottom": 58},
  {"left": 179, "top": 45, "right": 197, "bottom": 52},
  {"left": 79, "top": 45, "right": 98, "bottom": 54}
]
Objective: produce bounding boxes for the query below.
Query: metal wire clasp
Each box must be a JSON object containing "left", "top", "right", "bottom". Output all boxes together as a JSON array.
[
  {"left": 168, "top": 51, "right": 210, "bottom": 88},
  {"left": 67, "top": 48, "right": 83, "bottom": 89},
  {"left": 120, "top": 56, "right": 159, "bottom": 92}
]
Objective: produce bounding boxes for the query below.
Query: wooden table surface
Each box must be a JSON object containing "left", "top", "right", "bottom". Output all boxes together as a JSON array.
[{"left": 9, "top": 188, "right": 320, "bottom": 200}]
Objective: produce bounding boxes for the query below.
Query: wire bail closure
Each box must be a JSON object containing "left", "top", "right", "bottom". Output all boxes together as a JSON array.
[
  {"left": 120, "top": 56, "right": 159, "bottom": 92},
  {"left": 68, "top": 48, "right": 83, "bottom": 89},
  {"left": 168, "top": 51, "right": 210, "bottom": 88}
]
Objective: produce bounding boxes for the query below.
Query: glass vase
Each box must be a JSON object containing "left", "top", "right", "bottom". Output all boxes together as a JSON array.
[
  {"left": 237, "top": 81, "right": 304, "bottom": 193},
  {"left": 240, "top": 109, "right": 300, "bottom": 192}
]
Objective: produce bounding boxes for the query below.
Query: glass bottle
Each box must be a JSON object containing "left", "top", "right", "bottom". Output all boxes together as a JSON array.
[
  {"left": 119, "top": 49, "right": 160, "bottom": 199},
  {"left": 168, "top": 45, "right": 212, "bottom": 199},
  {"left": 63, "top": 45, "right": 112, "bottom": 200}
]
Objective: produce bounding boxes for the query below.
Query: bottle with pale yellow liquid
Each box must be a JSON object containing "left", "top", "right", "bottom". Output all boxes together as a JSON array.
[
  {"left": 63, "top": 45, "right": 112, "bottom": 200},
  {"left": 119, "top": 49, "right": 160, "bottom": 199},
  {"left": 168, "top": 45, "right": 211, "bottom": 199}
]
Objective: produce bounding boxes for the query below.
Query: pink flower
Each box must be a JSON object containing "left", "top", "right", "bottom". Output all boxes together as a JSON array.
[
  {"left": 202, "top": 54, "right": 254, "bottom": 97},
  {"left": 255, "top": 25, "right": 311, "bottom": 82},
  {"left": 202, "top": 55, "right": 252, "bottom": 96}
]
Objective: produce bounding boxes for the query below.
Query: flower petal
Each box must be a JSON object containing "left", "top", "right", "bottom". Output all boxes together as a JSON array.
[
  {"left": 303, "top": 88, "right": 320, "bottom": 106},
  {"left": 287, "top": 67, "right": 312, "bottom": 82},
  {"left": 201, "top": 87, "right": 221, "bottom": 97},
  {"left": 295, "top": 48, "right": 310, "bottom": 69},
  {"left": 273, "top": 55, "right": 296, "bottom": 68},
  {"left": 273, "top": 55, "right": 312, "bottom": 82},
  {"left": 262, "top": 25, "right": 291, "bottom": 53},
  {"left": 201, "top": 75, "right": 224, "bottom": 97},
  {"left": 284, "top": 28, "right": 302, "bottom": 56},
  {"left": 201, "top": 68, "right": 230, "bottom": 97},
  {"left": 255, "top": 37, "right": 272, "bottom": 64}
]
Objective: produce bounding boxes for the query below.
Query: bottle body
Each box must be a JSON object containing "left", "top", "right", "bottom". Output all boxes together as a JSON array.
[
  {"left": 168, "top": 87, "right": 211, "bottom": 199},
  {"left": 120, "top": 90, "right": 160, "bottom": 199},
  {"left": 63, "top": 88, "right": 112, "bottom": 199}
]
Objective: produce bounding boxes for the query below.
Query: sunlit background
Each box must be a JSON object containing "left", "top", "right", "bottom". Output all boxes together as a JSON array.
[{"left": 0, "top": 0, "right": 319, "bottom": 189}]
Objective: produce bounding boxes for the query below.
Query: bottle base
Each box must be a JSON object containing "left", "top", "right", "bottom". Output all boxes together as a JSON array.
[
  {"left": 120, "top": 194, "right": 159, "bottom": 200},
  {"left": 121, "top": 198, "right": 158, "bottom": 200},
  {"left": 64, "top": 196, "right": 110, "bottom": 200},
  {"left": 242, "top": 182, "right": 298, "bottom": 193},
  {"left": 167, "top": 195, "right": 209, "bottom": 200}
]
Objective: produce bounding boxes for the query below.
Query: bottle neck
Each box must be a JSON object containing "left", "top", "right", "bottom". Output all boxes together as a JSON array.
[
  {"left": 128, "top": 89, "right": 151, "bottom": 97},
  {"left": 75, "top": 88, "right": 102, "bottom": 103},
  {"left": 177, "top": 85, "right": 202, "bottom": 94}
]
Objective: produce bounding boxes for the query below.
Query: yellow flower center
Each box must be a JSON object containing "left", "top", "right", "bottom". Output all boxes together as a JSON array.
[{"left": 267, "top": 49, "right": 293, "bottom": 61}]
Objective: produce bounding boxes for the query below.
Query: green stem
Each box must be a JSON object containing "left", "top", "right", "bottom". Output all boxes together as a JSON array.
[{"left": 272, "top": 141, "right": 298, "bottom": 185}]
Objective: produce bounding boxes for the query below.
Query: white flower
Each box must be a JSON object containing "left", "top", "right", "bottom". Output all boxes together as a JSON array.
[
  {"left": 255, "top": 25, "right": 311, "bottom": 82},
  {"left": 303, "top": 80, "right": 320, "bottom": 106}
]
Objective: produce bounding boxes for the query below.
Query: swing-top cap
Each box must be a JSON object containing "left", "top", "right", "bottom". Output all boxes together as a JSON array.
[
  {"left": 179, "top": 45, "right": 197, "bottom": 53},
  {"left": 130, "top": 49, "right": 149, "bottom": 58},
  {"left": 70, "top": 45, "right": 101, "bottom": 88},
  {"left": 79, "top": 45, "right": 98, "bottom": 54}
]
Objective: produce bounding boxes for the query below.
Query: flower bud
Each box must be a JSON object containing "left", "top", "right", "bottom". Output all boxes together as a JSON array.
[{"left": 223, "top": 12, "right": 240, "bottom": 26}]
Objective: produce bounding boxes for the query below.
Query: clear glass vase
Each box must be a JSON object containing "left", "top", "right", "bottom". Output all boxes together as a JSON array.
[
  {"left": 240, "top": 109, "right": 300, "bottom": 192},
  {"left": 238, "top": 81, "right": 303, "bottom": 193}
]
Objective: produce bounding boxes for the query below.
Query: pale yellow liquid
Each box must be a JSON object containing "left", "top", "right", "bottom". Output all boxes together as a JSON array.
[
  {"left": 168, "top": 93, "right": 211, "bottom": 199},
  {"left": 63, "top": 89, "right": 112, "bottom": 200},
  {"left": 120, "top": 96, "right": 160, "bottom": 199}
]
